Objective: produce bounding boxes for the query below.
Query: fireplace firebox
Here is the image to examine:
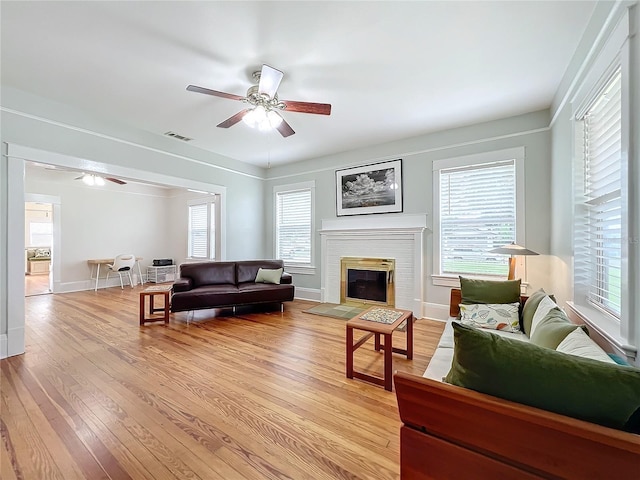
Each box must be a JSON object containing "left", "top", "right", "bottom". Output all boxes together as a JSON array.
[{"left": 340, "top": 257, "right": 395, "bottom": 307}]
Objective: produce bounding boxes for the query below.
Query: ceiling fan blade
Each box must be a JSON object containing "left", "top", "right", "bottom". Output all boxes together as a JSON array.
[
  {"left": 281, "top": 100, "right": 331, "bottom": 115},
  {"left": 276, "top": 118, "right": 295, "bottom": 138},
  {"left": 258, "top": 64, "right": 284, "bottom": 98},
  {"left": 217, "top": 109, "right": 251, "bottom": 128},
  {"left": 106, "top": 177, "right": 126, "bottom": 185},
  {"left": 186, "top": 85, "right": 244, "bottom": 101}
]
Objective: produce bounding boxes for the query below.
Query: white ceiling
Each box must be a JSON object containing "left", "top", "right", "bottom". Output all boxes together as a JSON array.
[{"left": 1, "top": 1, "right": 595, "bottom": 168}]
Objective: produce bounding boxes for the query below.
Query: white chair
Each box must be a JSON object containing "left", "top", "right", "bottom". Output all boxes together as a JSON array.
[{"left": 106, "top": 254, "right": 136, "bottom": 289}]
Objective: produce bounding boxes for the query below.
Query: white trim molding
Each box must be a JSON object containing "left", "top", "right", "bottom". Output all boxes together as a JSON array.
[
  {"left": 294, "top": 287, "right": 322, "bottom": 303},
  {"left": 319, "top": 214, "right": 427, "bottom": 315}
]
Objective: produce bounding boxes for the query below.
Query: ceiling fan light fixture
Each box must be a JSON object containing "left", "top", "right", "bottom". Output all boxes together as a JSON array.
[
  {"left": 81, "top": 173, "right": 106, "bottom": 186},
  {"left": 242, "top": 105, "right": 267, "bottom": 128},
  {"left": 267, "top": 110, "right": 283, "bottom": 128},
  {"left": 242, "top": 109, "right": 256, "bottom": 127}
]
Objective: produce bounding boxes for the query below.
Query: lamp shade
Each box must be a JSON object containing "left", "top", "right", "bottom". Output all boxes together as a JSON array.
[
  {"left": 488, "top": 243, "right": 539, "bottom": 256},
  {"left": 488, "top": 242, "right": 538, "bottom": 280}
]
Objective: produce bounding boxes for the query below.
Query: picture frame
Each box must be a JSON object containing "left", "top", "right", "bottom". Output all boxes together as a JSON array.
[{"left": 336, "top": 159, "right": 403, "bottom": 216}]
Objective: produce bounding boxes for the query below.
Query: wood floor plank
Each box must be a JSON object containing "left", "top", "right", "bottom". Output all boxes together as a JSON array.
[{"left": 2, "top": 288, "right": 444, "bottom": 479}]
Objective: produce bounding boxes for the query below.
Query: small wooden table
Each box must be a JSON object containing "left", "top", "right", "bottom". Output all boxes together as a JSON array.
[
  {"left": 346, "top": 306, "right": 413, "bottom": 391},
  {"left": 139, "top": 285, "right": 172, "bottom": 325}
]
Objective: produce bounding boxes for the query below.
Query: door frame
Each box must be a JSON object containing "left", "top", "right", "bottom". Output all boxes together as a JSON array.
[{"left": 25, "top": 194, "right": 61, "bottom": 294}]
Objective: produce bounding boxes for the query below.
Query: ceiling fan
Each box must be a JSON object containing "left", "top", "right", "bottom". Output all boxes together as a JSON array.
[
  {"left": 74, "top": 173, "right": 127, "bottom": 186},
  {"left": 187, "top": 64, "right": 331, "bottom": 137}
]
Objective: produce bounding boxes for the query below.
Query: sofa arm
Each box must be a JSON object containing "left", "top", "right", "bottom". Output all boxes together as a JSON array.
[
  {"left": 280, "top": 272, "right": 293, "bottom": 284},
  {"left": 172, "top": 278, "right": 192, "bottom": 292}
]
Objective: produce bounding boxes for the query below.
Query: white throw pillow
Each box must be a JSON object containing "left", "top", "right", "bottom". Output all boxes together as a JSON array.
[
  {"left": 528, "top": 295, "right": 557, "bottom": 339},
  {"left": 459, "top": 303, "right": 520, "bottom": 332},
  {"left": 556, "top": 328, "right": 615, "bottom": 364},
  {"left": 255, "top": 267, "right": 283, "bottom": 284}
]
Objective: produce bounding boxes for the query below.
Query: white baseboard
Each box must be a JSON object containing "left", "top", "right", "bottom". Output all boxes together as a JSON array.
[
  {"left": 55, "top": 278, "right": 140, "bottom": 293},
  {"left": 422, "top": 302, "right": 450, "bottom": 321},
  {"left": 294, "top": 287, "right": 322, "bottom": 302},
  {"left": 6, "top": 327, "right": 25, "bottom": 357},
  {"left": 0, "top": 334, "right": 7, "bottom": 359}
]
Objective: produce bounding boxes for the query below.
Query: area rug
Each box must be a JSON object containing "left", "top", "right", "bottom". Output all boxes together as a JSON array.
[{"left": 303, "top": 303, "right": 367, "bottom": 320}]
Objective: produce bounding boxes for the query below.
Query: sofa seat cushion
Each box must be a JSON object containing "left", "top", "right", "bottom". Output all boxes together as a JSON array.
[
  {"left": 438, "top": 317, "right": 527, "bottom": 349},
  {"left": 423, "top": 347, "right": 455, "bottom": 381},
  {"left": 237, "top": 283, "right": 295, "bottom": 303},
  {"left": 171, "top": 284, "right": 240, "bottom": 311}
]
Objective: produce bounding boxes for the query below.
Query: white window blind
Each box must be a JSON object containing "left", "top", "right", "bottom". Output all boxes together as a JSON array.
[
  {"left": 29, "top": 222, "right": 53, "bottom": 247},
  {"left": 439, "top": 161, "right": 516, "bottom": 276},
  {"left": 188, "top": 203, "right": 208, "bottom": 259},
  {"left": 577, "top": 68, "right": 622, "bottom": 318},
  {"left": 276, "top": 189, "right": 312, "bottom": 264}
]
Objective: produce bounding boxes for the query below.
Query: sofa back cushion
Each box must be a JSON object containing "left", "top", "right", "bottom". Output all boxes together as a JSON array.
[
  {"left": 529, "top": 307, "right": 585, "bottom": 349},
  {"left": 236, "top": 260, "right": 285, "bottom": 284},
  {"left": 180, "top": 261, "right": 237, "bottom": 287},
  {"left": 459, "top": 277, "right": 521, "bottom": 305}
]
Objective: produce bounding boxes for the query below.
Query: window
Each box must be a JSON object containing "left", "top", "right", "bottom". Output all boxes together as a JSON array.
[
  {"left": 29, "top": 221, "right": 53, "bottom": 247},
  {"left": 433, "top": 148, "right": 524, "bottom": 285},
  {"left": 569, "top": 9, "right": 635, "bottom": 360},
  {"left": 188, "top": 198, "right": 217, "bottom": 260},
  {"left": 575, "top": 69, "right": 622, "bottom": 318},
  {"left": 274, "top": 182, "right": 314, "bottom": 271}
]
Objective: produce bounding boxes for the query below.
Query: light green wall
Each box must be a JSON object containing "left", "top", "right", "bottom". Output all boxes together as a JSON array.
[{"left": 264, "top": 110, "right": 552, "bottom": 307}]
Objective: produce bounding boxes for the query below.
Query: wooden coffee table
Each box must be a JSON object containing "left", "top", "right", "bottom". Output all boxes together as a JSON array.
[
  {"left": 139, "top": 285, "right": 172, "bottom": 325},
  {"left": 346, "top": 306, "right": 413, "bottom": 391}
]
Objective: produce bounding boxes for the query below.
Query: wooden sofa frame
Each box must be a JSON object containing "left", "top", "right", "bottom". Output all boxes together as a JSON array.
[{"left": 394, "top": 289, "right": 640, "bottom": 479}]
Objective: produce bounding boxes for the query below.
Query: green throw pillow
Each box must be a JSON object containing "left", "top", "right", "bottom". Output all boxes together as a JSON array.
[
  {"left": 459, "top": 277, "right": 521, "bottom": 305},
  {"left": 529, "top": 307, "right": 585, "bottom": 349},
  {"left": 444, "top": 322, "right": 640, "bottom": 433},
  {"left": 255, "top": 267, "right": 283, "bottom": 285}
]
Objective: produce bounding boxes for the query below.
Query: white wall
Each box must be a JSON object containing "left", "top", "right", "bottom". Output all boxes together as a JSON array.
[{"left": 264, "top": 110, "right": 552, "bottom": 315}]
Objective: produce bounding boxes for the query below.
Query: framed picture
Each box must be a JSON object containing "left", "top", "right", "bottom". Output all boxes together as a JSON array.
[{"left": 336, "top": 159, "right": 403, "bottom": 216}]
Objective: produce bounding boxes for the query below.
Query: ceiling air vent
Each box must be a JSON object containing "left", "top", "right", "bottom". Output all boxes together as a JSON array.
[{"left": 164, "top": 131, "right": 193, "bottom": 142}]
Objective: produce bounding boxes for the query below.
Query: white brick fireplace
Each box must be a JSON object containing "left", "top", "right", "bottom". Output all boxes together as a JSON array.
[{"left": 319, "top": 214, "right": 427, "bottom": 315}]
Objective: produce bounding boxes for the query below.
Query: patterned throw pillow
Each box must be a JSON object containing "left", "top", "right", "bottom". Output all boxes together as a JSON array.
[
  {"left": 34, "top": 248, "right": 50, "bottom": 258},
  {"left": 459, "top": 303, "right": 520, "bottom": 332}
]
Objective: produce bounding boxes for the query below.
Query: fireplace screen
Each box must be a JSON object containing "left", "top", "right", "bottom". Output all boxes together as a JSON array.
[
  {"left": 347, "top": 269, "right": 387, "bottom": 303},
  {"left": 340, "top": 257, "right": 395, "bottom": 307}
]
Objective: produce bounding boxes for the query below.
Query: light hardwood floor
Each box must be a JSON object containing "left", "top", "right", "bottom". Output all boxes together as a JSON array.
[
  {"left": 24, "top": 273, "right": 51, "bottom": 297},
  {"left": 2, "top": 287, "right": 444, "bottom": 480}
]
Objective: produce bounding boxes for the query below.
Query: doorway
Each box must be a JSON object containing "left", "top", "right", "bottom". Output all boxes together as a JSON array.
[{"left": 24, "top": 201, "right": 53, "bottom": 296}]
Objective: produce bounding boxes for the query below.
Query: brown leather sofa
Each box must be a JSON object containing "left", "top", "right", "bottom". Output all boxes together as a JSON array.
[{"left": 170, "top": 260, "right": 294, "bottom": 313}]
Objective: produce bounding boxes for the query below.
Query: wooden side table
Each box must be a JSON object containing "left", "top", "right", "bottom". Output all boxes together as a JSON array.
[
  {"left": 139, "top": 285, "right": 172, "bottom": 325},
  {"left": 346, "top": 306, "right": 413, "bottom": 391}
]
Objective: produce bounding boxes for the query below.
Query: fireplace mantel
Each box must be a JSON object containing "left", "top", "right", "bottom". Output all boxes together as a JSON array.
[
  {"left": 320, "top": 213, "right": 427, "bottom": 234},
  {"left": 320, "top": 214, "right": 427, "bottom": 315}
]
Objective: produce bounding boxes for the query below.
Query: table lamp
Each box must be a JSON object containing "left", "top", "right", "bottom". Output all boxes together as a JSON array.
[{"left": 488, "top": 242, "right": 539, "bottom": 280}]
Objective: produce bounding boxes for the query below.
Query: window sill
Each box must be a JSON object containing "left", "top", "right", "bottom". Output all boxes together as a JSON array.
[
  {"left": 284, "top": 264, "right": 316, "bottom": 275},
  {"left": 566, "top": 301, "right": 637, "bottom": 361}
]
